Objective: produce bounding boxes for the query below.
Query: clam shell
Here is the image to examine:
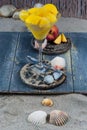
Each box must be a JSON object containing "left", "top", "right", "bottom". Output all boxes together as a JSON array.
[
  {"left": 28, "top": 110, "right": 47, "bottom": 125},
  {"left": 48, "top": 110, "right": 68, "bottom": 126},
  {"left": 44, "top": 75, "right": 54, "bottom": 84},
  {"left": 51, "top": 56, "right": 66, "bottom": 70},
  {"left": 41, "top": 98, "right": 53, "bottom": 107}
]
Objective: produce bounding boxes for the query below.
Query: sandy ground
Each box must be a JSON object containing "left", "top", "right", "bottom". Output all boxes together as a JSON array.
[
  {"left": 0, "top": 17, "right": 87, "bottom": 130},
  {"left": 0, "top": 17, "right": 87, "bottom": 32}
]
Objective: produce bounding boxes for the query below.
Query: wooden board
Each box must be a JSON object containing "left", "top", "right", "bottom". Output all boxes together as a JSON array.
[
  {"left": 0, "top": 32, "right": 87, "bottom": 94},
  {"left": 9, "top": 32, "right": 73, "bottom": 94},
  {"left": 0, "top": 32, "right": 19, "bottom": 92},
  {"left": 70, "top": 33, "right": 87, "bottom": 94}
]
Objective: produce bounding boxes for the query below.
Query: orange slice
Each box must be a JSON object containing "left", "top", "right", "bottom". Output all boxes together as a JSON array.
[
  {"left": 54, "top": 34, "right": 61, "bottom": 44},
  {"left": 61, "top": 33, "right": 67, "bottom": 42}
]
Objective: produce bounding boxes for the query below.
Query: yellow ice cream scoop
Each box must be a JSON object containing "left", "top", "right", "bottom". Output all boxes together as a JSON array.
[
  {"left": 19, "top": 4, "right": 60, "bottom": 40},
  {"left": 43, "top": 4, "right": 58, "bottom": 15},
  {"left": 19, "top": 10, "right": 28, "bottom": 22}
]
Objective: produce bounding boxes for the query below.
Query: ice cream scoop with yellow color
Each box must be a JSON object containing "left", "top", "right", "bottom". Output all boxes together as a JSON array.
[{"left": 19, "top": 4, "right": 60, "bottom": 40}]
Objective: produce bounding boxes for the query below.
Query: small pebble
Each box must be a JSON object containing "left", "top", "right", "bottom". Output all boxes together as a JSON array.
[{"left": 34, "top": 3, "right": 43, "bottom": 7}]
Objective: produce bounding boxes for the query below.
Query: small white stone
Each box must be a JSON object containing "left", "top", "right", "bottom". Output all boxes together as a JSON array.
[{"left": 34, "top": 3, "right": 43, "bottom": 8}]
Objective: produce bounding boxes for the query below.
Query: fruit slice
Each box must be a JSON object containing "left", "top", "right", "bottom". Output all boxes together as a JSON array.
[
  {"left": 54, "top": 34, "right": 61, "bottom": 44},
  {"left": 61, "top": 33, "right": 67, "bottom": 42}
]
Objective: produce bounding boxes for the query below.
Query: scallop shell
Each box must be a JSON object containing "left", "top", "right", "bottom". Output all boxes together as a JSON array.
[
  {"left": 44, "top": 75, "right": 54, "bottom": 84},
  {"left": 48, "top": 110, "right": 68, "bottom": 126},
  {"left": 41, "top": 98, "right": 53, "bottom": 107},
  {"left": 28, "top": 110, "right": 47, "bottom": 125}
]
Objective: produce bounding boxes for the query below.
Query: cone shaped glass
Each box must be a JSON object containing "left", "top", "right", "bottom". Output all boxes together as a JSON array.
[
  {"left": 19, "top": 4, "right": 60, "bottom": 69},
  {"left": 19, "top": 4, "right": 60, "bottom": 40}
]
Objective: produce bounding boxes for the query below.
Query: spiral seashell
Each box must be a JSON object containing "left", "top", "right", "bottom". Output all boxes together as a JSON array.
[
  {"left": 41, "top": 98, "right": 53, "bottom": 107},
  {"left": 28, "top": 110, "right": 47, "bottom": 125},
  {"left": 48, "top": 110, "right": 68, "bottom": 126}
]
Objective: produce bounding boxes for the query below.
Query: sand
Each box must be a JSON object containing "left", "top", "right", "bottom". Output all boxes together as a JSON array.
[
  {"left": 0, "top": 17, "right": 87, "bottom": 130},
  {"left": 0, "top": 17, "right": 87, "bottom": 32},
  {"left": 0, "top": 94, "right": 87, "bottom": 130}
]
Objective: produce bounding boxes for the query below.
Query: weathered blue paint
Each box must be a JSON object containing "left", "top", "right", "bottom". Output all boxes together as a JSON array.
[
  {"left": 9, "top": 32, "right": 38, "bottom": 93},
  {"left": 0, "top": 32, "right": 19, "bottom": 92},
  {"left": 70, "top": 33, "right": 87, "bottom": 93}
]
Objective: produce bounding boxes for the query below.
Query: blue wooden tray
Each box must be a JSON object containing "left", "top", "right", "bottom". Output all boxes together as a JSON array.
[{"left": 0, "top": 32, "right": 87, "bottom": 94}]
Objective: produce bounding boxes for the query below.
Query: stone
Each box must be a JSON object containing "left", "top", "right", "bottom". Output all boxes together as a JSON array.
[
  {"left": 34, "top": 3, "right": 43, "bottom": 7},
  {"left": 0, "top": 5, "right": 16, "bottom": 17}
]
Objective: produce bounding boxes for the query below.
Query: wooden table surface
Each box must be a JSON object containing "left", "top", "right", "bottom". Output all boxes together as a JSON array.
[{"left": 0, "top": 32, "right": 87, "bottom": 94}]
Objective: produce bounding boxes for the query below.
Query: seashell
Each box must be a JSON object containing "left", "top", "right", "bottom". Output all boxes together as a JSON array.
[
  {"left": 48, "top": 110, "right": 68, "bottom": 126},
  {"left": 34, "top": 3, "right": 43, "bottom": 8},
  {"left": 51, "top": 56, "right": 66, "bottom": 70},
  {"left": 53, "top": 71, "right": 62, "bottom": 80},
  {"left": 44, "top": 75, "right": 54, "bottom": 84},
  {"left": 12, "top": 10, "right": 20, "bottom": 19},
  {"left": 0, "top": 5, "right": 16, "bottom": 17},
  {"left": 41, "top": 98, "right": 53, "bottom": 107},
  {"left": 28, "top": 110, "right": 47, "bottom": 125}
]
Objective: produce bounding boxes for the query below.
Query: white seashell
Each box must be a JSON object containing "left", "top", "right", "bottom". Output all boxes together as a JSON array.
[
  {"left": 12, "top": 10, "right": 20, "bottom": 19},
  {"left": 34, "top": 3, "right": 43, "bottom": 8},
  {"left": 28, "top": 110, "right": 47, "bottom": 125},
  {"left": 0, "top": 5, "right": 16, "bottom": 17},
  {"left": 41, "top": 98, "right": 53, "bottom": 107},
  {"left": 51, "top": 56, "right": 66, "bottom": 70},
  {"left": 48, "top": 110, "right": 68, "bottom": 126},
  {"left": 44, "top": 75, "right": 54, "bottom": 84}
]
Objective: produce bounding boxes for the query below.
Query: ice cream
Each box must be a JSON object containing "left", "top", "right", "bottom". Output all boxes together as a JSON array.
[{"left": 19, "top": 4, "right": 60, "bottom": 40}]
